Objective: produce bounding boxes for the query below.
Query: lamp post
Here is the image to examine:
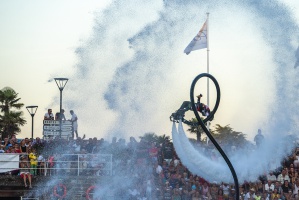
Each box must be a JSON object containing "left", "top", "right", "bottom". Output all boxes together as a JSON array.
[
  {"left": 54, "top": 78, "right": 68, "bottom": 138},
  {"left": 26, "top": 106, "right": 38, "bottom": 139}
]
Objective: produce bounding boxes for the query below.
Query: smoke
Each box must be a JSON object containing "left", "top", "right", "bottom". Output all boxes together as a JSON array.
[{"left": 49, "top": 0, "right": 299, "bottom": 191}]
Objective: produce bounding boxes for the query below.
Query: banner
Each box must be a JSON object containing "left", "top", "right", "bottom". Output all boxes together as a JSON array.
[{"left": 0, "top": 154, "right": 19, "bottom": 173}]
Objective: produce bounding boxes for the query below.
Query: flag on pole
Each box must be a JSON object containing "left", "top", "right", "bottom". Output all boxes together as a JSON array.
[{"left": 184, "top": 20, "right": 207, "bottom": 55}]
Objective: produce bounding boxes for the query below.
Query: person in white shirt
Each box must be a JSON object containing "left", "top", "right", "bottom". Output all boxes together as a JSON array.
[
  {"left": 244, "top": 188, "right": 256, "bottom": 200},
  {"left": 155, "top": 162, "right": 163, "bottom": 175},
  {"left": 44, "top": 109, "right": 54, "bottom": 120},
  {"left": 265, "top": 180, "right": 275, "bottom": 192},
  {"left": 293, "top": 179, "right": 299, "bottom": 198},
  {"left": 267, "top": 171, "right": 277, "bottom": 182},
  {"left": 277, "top": 169, "right": 290, "bottom": 184},
  {"left": 70, "top": 110, "right": 78, "bottom": 139}
]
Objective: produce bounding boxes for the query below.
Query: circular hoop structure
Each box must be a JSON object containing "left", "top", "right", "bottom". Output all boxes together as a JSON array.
[{"left": 189, "top": 73, "right": 239, "bottom": 200}]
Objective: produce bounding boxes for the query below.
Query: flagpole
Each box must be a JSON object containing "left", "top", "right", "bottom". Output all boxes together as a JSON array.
[
  {"left": 206, "top": 12, "right": 210, "bottom": 144},
  {"left": 206, "top": 12, "right": 210, "bottom": 108}
]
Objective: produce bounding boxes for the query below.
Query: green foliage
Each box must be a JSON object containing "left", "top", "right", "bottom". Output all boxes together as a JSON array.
[
  {"left": 139, "top": 132, "right": 170, "bottom": 146},
  {"left": 0, "top": 87, "right": 26, "bottom": 138},
  {"left": 185, "top": 118, "right": 249, "bottom": 146},
  {"left": 211, "top": 124, "right": 248, "bottom": 147},
  {"left": 186, "top": 118, "right": 205, "bottom": 143}
]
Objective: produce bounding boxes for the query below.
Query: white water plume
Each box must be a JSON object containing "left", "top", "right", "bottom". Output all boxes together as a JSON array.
[{"left": 172, "top": 120, "right": 296, "bottom": 183}]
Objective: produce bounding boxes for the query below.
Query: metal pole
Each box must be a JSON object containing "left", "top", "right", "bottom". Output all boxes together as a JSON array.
[
  {"left": 59, "top": 89, "right": 62, "bottom": 138},
  {"left": 206, "top": 12, "right": 210, "bottom": 144},
  {"left": 31, "top": 115, "right": 34, "bottom": 139},
  {"left": 206, "top": 12, "right": 210, "bottom": 107}
]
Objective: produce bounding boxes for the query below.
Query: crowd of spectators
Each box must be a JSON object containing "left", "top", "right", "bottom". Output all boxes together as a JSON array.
[{"left": 0, "top": 134, "right": 299, "bottom": 200}]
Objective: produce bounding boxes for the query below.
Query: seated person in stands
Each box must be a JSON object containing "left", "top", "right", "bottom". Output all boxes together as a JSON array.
[{"left": 20, "top": 155, "right": 32, "bottom": 188}]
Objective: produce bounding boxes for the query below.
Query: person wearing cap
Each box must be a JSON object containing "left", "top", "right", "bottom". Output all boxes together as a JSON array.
[{"left": 5, "top": 144, "right": 14, "bottom": 153}]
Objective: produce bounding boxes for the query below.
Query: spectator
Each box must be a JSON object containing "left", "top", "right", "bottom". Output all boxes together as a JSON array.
[
  {"left": 274, "top": 181, "right": 283, "bottom": 195},
  {"left": 3, "top": 137, "right": 9, "bottom": 150},
  {"left": 60, "top": 109, "right": 66, "bottom": 121},
  {"left": 162, "top": 139, "right": 174, "bottom": 165},
  {"left": 254, "top": 129, "right": 264, "bottom": 148},
  {"left": 149, "top": 142, "right": 159, "bottom": 164},
  {"left": 19, "top": 139, "right": 27, "bottom": 153},
  {"left": 265, "top": 180, "right": 275, "bottom": 192},
  {"left": 37, "top": 154, "right": 46, "bottom": 176},
  {"left": 292, "top": 178, "right": 299, "bottom": 199},
  {"left": 44, "top": 108, "right": 54, "bottom": 120},
  {"left": 277, "top": 169, "right": 291, "bottom": 184},
  {"left": 24, "top": 138, "right": 30, "bottom": 147},
  {"left": 192, "top": 191, "right": 201, "bottom": 200},
  {"left": 172, "top": 187, "right": 182, "bottom": 200},
  {"left": 19, "top": 155, "right": 32, "bottom": 188},
  {"left": 210, "top": 183, "right": 218, "bottom": 200},
  {"left": 0, "top": 145, "right": 5, "bottom": 153},
  {"left": 220, "top": 182, "right": 230, "bottom": 199},
  {"left": 281, "top": 180, "right": 292, "bottom": 197},
  {"left": 85, "top": 138, "right": 94, "bottom": 153},
  {"left": 5, "top": 144, "right": 14, "bottom": 153},
  {"left": 201, "top": 181, "right": 210, "bottom": 199},
  {"left": 217, "top": 188, "right": 224, "bottom": 200},
  {"left": 294, "top": 148, "right": 299, "bottom": 169},
  {"left": 267, "top": 171, "right": 277, "bottom": 182},
  {"left": 244, "top": 188, "right": 256, "bottom": 200},
  {"left": 164, "top": 181, "right": 172, "bottom": 200},
  {"left": 271, "top": 188, "right": 281, "bottom": 199},
  {"left": 13, "top": 143, "right": 21, "bottom": 153},
  {"left": 70, "top": 110, "right": 78, "bottom": 139},
  {"left": 28, "top": 148, "right": 38, "bottom": 175}
]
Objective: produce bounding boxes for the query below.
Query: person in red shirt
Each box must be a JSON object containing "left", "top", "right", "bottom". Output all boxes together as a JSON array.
[
  {"left": 148, "top": 142, "right": 158, "bottom": 164},
  {"left": 14, "top": 143, "right": 21, "bottom": 153}
]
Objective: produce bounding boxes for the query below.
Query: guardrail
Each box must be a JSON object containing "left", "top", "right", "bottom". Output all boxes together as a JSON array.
[{"left": 0, "top": 153, "right": 113, "bottom": 176}]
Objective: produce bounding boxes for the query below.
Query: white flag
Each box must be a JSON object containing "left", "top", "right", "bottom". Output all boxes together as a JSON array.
[{"left": 184, "top": 20, "right": 207, "bottom": 55}]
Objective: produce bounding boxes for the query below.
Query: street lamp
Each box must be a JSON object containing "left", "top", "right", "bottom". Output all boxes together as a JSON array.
[
  {"left": 26, "top": 106, "right": 38, "bottom": 139},
  {"left": 54, "top": 78, "right": 68, "bottom": 138}
]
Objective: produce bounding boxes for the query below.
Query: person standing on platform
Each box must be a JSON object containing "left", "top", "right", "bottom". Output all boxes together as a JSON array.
[{"left": 70, "top": 110, "right": 78, "bottom": 139}]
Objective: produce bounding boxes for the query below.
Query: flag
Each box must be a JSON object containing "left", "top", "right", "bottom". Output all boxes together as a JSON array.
[{"left": 184, "top": 20, "right": 207, "bottom": 55}]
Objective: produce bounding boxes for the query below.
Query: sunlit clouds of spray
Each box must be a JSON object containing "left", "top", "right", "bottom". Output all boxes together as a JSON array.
[{"left": 58, "top": 0, "right": 299, "bottom": 185}]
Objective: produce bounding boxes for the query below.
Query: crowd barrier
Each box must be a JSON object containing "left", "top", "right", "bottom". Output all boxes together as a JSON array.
[{"left": 0, "top": 153, "right": 113, "bottom": 176}]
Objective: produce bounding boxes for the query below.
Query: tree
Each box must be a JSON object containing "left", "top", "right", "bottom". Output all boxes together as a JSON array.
[
  {"left": 186, "top": 118, "right": 205, "bottom": 143},
  {"left": 139, "top": 132, "right": 157, "bottom": 144},
  {"left": 211, "top": 124, "right": 248, "bottom": 148},
  {"left": 0, "top": 87, "right": 26, "bottom": 138},
  {"left": 139, "top": 132, "right": 171, "bottom": 147}
]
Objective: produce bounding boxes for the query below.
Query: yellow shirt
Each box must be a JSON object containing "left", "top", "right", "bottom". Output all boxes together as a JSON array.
[{"left": 29, "top": 153, "right": 37, "bottom": 165}]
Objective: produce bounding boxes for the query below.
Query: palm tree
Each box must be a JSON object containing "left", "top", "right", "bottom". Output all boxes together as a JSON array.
[
  {"left": 156, "top": 134, "right": 170, "bottom": 146},
  {"left": 212, "top": 124, "right": 248, "bottom": 148},
  {"left": 139, "top": 132, "right": 157, "bottom": 144},
  {"left": 0, "top": 87, "right": 26, "bottom": 138},
  {"left": 186, "top": 118, "right": 205, "bottom": 143}
]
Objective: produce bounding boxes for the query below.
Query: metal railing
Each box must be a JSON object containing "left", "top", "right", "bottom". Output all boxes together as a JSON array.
[{"left": 0, "top": 153, "right": 113, "bottom": 176}]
